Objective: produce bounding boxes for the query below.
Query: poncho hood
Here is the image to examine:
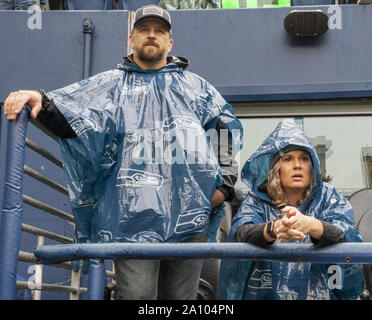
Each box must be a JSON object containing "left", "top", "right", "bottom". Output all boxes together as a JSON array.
[{"left": 241, "top": 118, "right": 322, "bottom": 205}]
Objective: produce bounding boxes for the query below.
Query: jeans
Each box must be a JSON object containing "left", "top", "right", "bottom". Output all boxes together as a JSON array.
[
  {"left": 114, "top": 231, "right": 208, "bottom": 300},
  {"left": 0, "top": 0, "right": 36, "bottom": 9}
]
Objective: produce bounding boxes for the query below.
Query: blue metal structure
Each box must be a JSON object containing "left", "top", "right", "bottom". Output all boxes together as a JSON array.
[
  {"left": 1, "top": 6, "right": 372, "bottom": 101},
  {"left": 0, "top": 108, "right": 29, "bottom": 299},
  {"left": 169, "top": 6, "right": 372, "bottom": 101},
  {"left": 0, "top": 4, "right": 372, "bottom": 300},
  {"left": 35, "top": 242, "right": 372, "bottom": 265}
]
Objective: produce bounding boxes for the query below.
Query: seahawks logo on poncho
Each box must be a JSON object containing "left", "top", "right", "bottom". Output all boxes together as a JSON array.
[
  {"left": 162, "top": 115, "right": 204, "bottom": 135},
  {"left": 174, "top": 208, "right": 209, "bottom": 234},
  {"left": 116, "top": 169, "right": 164, "bottom": 190}
]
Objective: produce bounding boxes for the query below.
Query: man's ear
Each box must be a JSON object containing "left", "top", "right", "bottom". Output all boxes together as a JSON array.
[
  {"left": 129, "top": 34, "right": 134, "bottom": 50},
  {"left": 168, "top": 38, "right": 174, "bottom": 53}
]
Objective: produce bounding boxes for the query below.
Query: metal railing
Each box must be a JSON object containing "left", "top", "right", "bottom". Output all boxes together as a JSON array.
[
  {"left": 0, "top": 107, "right": 114, "bottom": 300},
  {"left": 33, "top": 242, "right": 372, "bottom": 265}
]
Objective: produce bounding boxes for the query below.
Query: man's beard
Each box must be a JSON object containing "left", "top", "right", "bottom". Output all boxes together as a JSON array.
[{"left": 137, "top": 46, "right": 165, "bottom": 64}]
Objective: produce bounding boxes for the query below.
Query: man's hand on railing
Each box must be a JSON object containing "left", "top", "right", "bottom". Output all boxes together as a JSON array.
[{"left": 3, "top": 90, "right": 42, "bottom": 120}]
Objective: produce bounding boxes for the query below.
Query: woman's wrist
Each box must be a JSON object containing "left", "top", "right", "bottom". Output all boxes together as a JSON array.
[
  {"left": 307, "top": 216, "right": 324, "bottom": 240},
  {"left": 264, "top": 220, "right": 278, "bottom": 242}
]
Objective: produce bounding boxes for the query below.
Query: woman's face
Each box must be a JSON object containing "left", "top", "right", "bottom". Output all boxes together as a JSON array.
[{"left": 279, "top": 150, "right": 312, "bottom": 196}]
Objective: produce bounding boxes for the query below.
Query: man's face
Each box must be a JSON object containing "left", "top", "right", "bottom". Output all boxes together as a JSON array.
[{"left": 130, "top": 19, "right": 173, "bottom": 67}]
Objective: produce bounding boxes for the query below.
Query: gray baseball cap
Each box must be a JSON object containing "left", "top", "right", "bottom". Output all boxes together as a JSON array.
[{"left": 132, "top": 5, "right": 171, "bottom": 30}]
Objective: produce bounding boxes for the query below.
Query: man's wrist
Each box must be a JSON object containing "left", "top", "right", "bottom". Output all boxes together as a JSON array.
[
  {"left": 211, "top": 189, "right": 225, "bottom": 208},
  {"left": 216, "top": 185, "right": 234, "bottom": 202},
  {"left": 35, "top": 89, "right": 51, "bottom": 111},
  {"left": 216, "top": 186, "right": 228, "bottom": 201}
]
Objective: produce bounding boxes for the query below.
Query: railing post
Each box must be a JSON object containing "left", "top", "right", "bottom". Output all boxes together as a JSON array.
[
  {"left": 32, "top": 236, "right": 44, "bottom": 300},
  {"left": 87, "top": 259, "right": 106, "bottom": 300},
  {"left": 70, "top": 268, "right": 81, "bottom": 300},
  {"left": 0, "top": 107, "right": 29, "bottom": 300}
]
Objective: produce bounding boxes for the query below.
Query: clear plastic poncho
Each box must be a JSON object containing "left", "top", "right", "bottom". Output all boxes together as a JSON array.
[{"left": 48, "top": 56, "right": 242, "bottom": 244}]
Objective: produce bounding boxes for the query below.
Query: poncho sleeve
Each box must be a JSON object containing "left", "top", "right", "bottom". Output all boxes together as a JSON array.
[{"left": 47, "top": 70, "right": 123, "bottom": 242}]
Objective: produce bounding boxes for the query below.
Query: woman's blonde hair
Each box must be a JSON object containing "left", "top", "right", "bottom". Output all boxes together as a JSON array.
[{"left": 266, "top": 157, "right": 315, "bottom": 207}]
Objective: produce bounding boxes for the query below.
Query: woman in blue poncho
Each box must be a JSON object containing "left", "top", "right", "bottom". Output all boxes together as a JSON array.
[{"left": 219, "top": 119, "right": 365, "bottom": 300}]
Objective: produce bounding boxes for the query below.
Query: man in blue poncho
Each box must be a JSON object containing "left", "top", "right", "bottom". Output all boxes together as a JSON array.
[
  {"left": 219, "top": 119, "right": 365, "bottom": 300},
  {"left": 3, "top": 5, "right": 242, "bottom": 299}
]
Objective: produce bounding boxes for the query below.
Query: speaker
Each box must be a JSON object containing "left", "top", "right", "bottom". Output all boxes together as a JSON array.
[{"left": 284, "top": 10, "right": 329, "bottom": 37}]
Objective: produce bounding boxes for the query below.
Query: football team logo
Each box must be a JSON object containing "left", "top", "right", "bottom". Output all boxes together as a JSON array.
[
  {"left": 247, "top": 268, "right": 272, "bottom": 289},
  {"left": 116, "top": 169, "right": 164, "bottom": 190},
  {"left": 122, "top": 82, "right": 150, "bottom": 95},
  {"left": 162, "top": 115, "right": 204, "bottom": 135},
  {"left": 174, "top": 208, "right": 209, "bottom": 234}
]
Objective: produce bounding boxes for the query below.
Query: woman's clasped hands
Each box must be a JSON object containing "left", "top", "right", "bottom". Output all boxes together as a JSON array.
[{"left": 275, "top": 206, "right": 315, "bottom": 242}]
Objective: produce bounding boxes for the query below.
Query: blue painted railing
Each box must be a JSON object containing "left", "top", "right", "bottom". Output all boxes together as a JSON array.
[
  {"left": 0, "top": 107, "right": 29, "bottom": 300},
  {"left": 34, "top": 242, "right": 372, "bottom": 265}
]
